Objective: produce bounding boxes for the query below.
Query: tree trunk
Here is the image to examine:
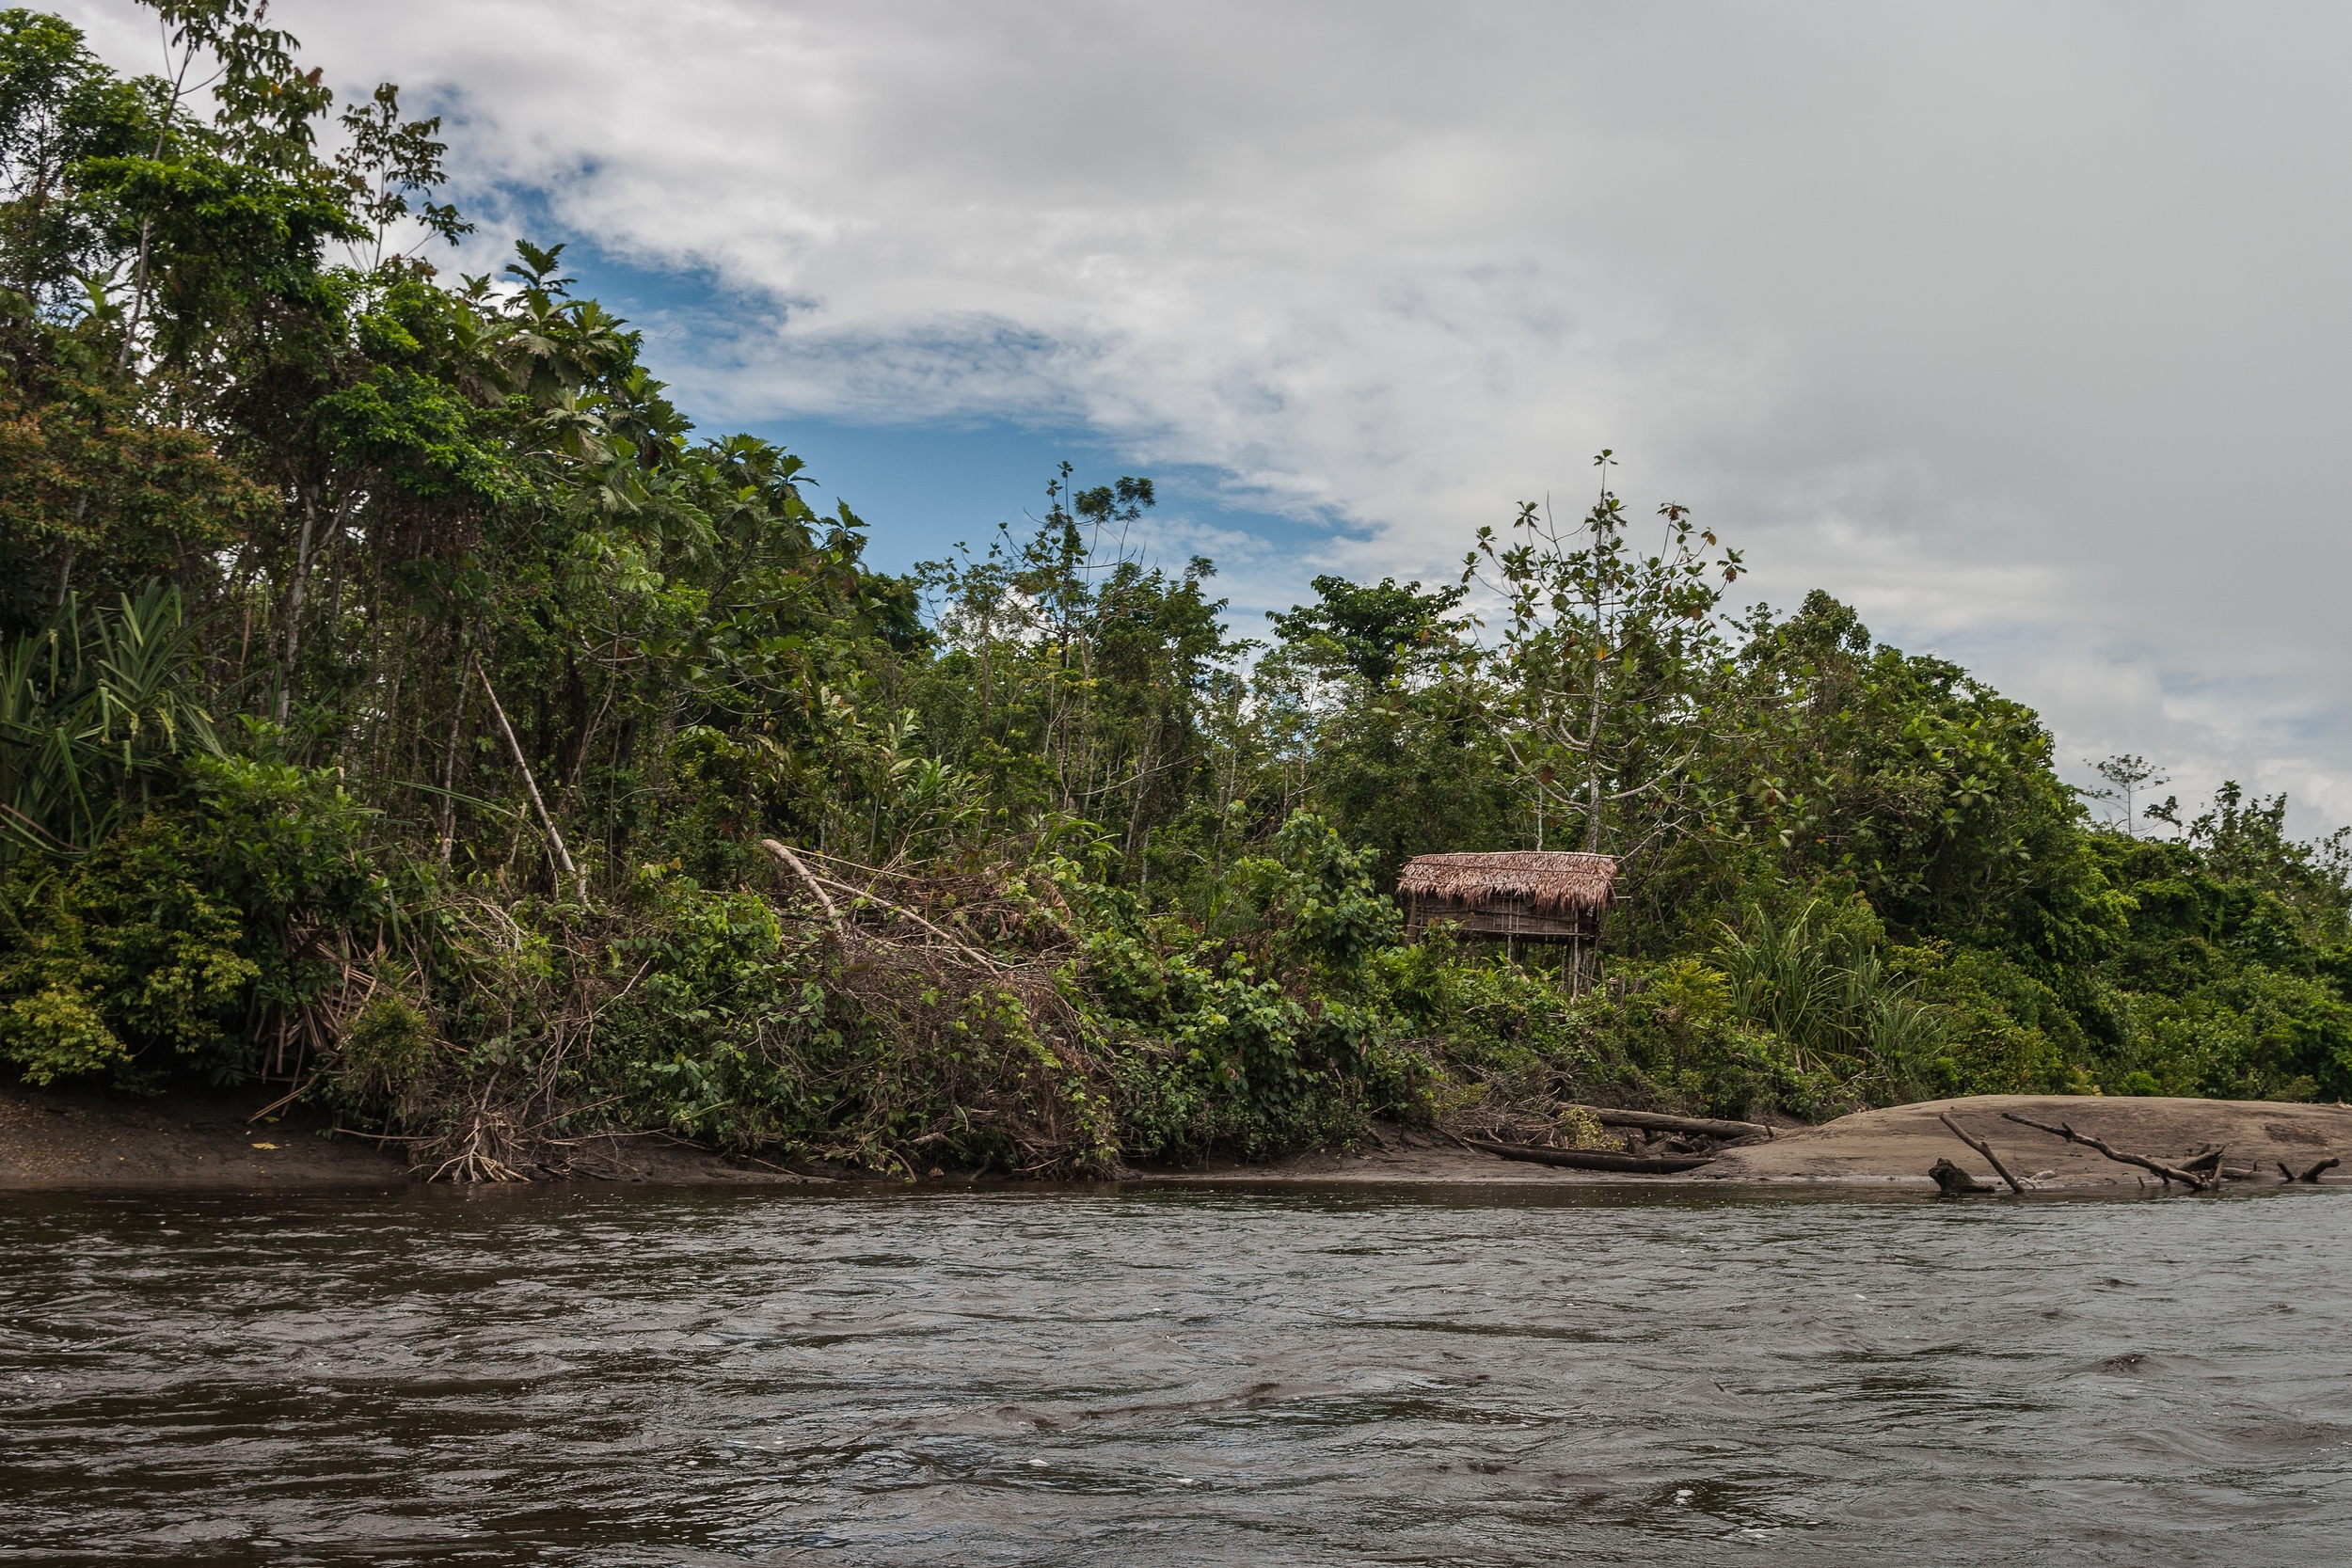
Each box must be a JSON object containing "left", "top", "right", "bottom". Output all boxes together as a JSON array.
[
  {"left": 437, "top": 644, "right": 469, "bottom": 864},
  {"left": 277, "top": 489, "right": 322, "bottom": 722}
]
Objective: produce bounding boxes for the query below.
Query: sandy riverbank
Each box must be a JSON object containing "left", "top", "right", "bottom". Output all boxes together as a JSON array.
[
  {"left": 1693, "top": 1093, "right": 2352, "bottom": 1189},
  {"left": 8, "top": 1082, "right": 2348, "bottom": 1191},
  {"left": 1158, "top": 1094, "right": 2352, "bottom": 1190}
]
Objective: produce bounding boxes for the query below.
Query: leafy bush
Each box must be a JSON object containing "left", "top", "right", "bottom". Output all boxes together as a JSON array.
[
  {"left": 0, "top": 752, "right": 387, "bottom": 1085},
  {"left": 332, "top": 992, "right": 435, "bottom": 1113}
]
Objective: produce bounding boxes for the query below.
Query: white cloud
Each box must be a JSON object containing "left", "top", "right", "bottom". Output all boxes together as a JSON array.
[{"left": 56, "top": 0, "right": 2352, "bottom": 828}]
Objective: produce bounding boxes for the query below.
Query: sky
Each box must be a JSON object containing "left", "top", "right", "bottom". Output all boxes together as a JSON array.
[{"left": 57, "top": 0, "right": 2352, "bottom": 832}]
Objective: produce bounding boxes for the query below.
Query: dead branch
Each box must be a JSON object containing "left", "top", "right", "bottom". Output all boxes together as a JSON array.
[
  {"left": 1999, "top": 1111, "right": 2213, "bottom": 1191},
  {"left": 1937, "top": 1111, "right": 2026, "bottom": 1194},
  {"left": 761, "top": 839, "right": 840, "bottom": 931},
  {"left": 765, "top": 841, "right": 1020, "bottom": 970},
  {"left": 2285, "top": 1155, "right": 2341, "bottom": 1183},
  {"left": 247, "top": 1076, "right": 319, "bottom": 1124},
  {"left": 811, "top": 870, "right": 1009, "bottom": 970},
  {"left": 472, "top": 652, "right": 577, "bottom": 884}
]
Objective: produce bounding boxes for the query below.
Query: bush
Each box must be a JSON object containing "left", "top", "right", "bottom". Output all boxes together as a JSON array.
[
  {"left": 333, "top": 992, "right": 435, "bottom": 1113},
  {"left": 0, "top": 982, "right": 128, "bottom": 1085},
  {"left": 0, "top": 752, "right": 387, "bottom": 1086}
]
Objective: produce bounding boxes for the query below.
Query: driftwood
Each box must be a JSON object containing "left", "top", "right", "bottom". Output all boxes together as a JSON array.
[
  {"left": 1929, "top": 1157, "right": 1997, "bottom": 1196},
  {"left": 1572, "top": 1105, "right": 1771, "bottom": 1142},
  {"left": 2279, "top": 1156, "right": 2341, "bottom": 1183},
  {"left": 1462, "top": 1138, "right": 1714, "bottom": 1174},
  {"left": 2000, "top": 1112, "right": 2213, "bottom": 1191},
  {"left": 1936, "top": 1112, "right": 2026, "bottom": 1194},
  {"left": 2179, "top": 1146, "right": 2267, "bottom": 1180}
]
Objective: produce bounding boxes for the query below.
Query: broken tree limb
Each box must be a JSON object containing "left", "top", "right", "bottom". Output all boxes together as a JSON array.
[
  {"left": 2185, "top": 1146, "right": 2262, "bottom": 1180},
  {"left": 1999, "top": 1111, "right": 2212, "bottom": 1191},
  {"left": 2295, "top": 1156, "right": 2341, "bottom": 1183},
  {"left": 472, "top": 653, "right": 577, "bottom": 884},
  {"left": 761, "top": 845, "right": 1007, "bottom": 970},
  {"left": 1566, "top": 1106, "right": 1772, "bottom": 1141},
  {"left": 806, "top": 871, "right": 1009, "bottom": 970},
  {"left": 761, "top": 839, "right": 840, "bottom": 932},
  {"left": 1929, "top": 1158, "right": 1997, "bottom": 1196},
  {"left": 246, "top": 1076, "right": 319, "bottom": 1124},
  {"left": 1937, "top": 1112, "right": 2026, "bottom": 1194}
]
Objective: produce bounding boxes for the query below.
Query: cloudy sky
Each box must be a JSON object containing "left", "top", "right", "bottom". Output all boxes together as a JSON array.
[{"left": 63, "top": 0, "right": 2352, "bottom": 830}]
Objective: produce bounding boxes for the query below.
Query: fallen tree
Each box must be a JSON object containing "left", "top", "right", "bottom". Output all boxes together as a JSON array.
[
  {"left": 2000, "top": 1111, "right": 2215, "bottom": 1192},
  {"left": 1570, "top": 1105, "right": 1770, "bottom": 1141},
  {"left": 1936, "top": 1111, "right": 2026, "bottom": 1194},
  {"left": 1461, "top": 1138, "right": 1715, "bottom": 1174}
]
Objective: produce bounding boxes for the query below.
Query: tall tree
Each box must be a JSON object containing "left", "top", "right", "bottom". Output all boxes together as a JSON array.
[{"left": 1463, "top": 450, "right": 1741, "bottom": 857}]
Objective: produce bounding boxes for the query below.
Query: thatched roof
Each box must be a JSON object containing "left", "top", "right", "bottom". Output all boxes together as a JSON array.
[{"left": 1397, "top": 850, "right": 1618, "bottom": 914}]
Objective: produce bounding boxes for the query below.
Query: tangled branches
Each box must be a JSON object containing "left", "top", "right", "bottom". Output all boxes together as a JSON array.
[
  {"left": 1442, "top": 1069, "right": 1614, "bottom": 1152},
  {"left": 760, "top": 846, "right": 1114, "bottom": 1177}
]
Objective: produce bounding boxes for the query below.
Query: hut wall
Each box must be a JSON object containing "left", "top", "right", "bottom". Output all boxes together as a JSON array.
[{"left": 1406, "top": 895, "right": 1598, "bottom": 944}]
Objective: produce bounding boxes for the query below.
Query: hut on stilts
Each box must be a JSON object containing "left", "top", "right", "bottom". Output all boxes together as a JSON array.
[{"left": 1397, "top": 850, "right": 1619, "bottom": 993}]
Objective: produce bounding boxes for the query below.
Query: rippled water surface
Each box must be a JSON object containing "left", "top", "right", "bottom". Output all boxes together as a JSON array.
[{"left": 6, "top": 1182, "right": 2351, "bottom": 1564}]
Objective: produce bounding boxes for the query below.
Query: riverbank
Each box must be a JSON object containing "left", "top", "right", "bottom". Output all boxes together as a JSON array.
[
  {"left": 1694, "top": 1093, "right": 2352, "bottom": 1189},
  {"left": 0, "top": 1084, "right": 826, "bottom": 1189},
  {"left": 1159, "top": 1094, "right": 2352, "bottom": 1190},
  {"left": 7, "top": 1082, "right": 2348, "bottom": 1190}
]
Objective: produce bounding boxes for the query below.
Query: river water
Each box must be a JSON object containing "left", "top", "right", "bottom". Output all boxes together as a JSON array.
[{"left": 4, "top": 1182, "right": 2349, "bottom": 1565}]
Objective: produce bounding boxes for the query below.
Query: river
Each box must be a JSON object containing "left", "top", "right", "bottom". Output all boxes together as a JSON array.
[{"left": 5, "top": 1182, "right": 2348, "bottom": 1564}]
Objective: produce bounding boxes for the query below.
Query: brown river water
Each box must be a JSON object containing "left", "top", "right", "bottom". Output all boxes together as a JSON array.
[{"left": 4, "top": 1182, "right": 2350, "bottom": 1565}]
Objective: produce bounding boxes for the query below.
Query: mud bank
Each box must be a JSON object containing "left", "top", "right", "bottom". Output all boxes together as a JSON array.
[
  {"left": 8, "top": 1084, "right": 2349, "bottom": 1191},
  {"left": 0, "top": 1085, "right": 821, "bottom": 1189}
]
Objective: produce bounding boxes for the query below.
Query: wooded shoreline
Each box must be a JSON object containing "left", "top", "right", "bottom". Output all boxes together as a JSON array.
[{"left": 10, "top": 6, "right": 2352, "bottom": 1183}]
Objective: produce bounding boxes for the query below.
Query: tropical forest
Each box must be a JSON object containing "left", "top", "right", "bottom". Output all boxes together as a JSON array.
[{"left": 6, "top": 1, "right": 2350, "bottom": 1181}]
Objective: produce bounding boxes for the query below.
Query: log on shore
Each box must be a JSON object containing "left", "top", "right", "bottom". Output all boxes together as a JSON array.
[
  {"left": 1936, "top": 1111, "right": 2026, "bottom": 1194},
  {"left": 1462, "top": 1138, "right": 1716, "bottom": 1174},
  {"left": 2000, "top": 1111, "right": 2214, "bottom": 1191},
  {"left": 1569, "top": 1106, "right": 1771, "bottom": 1141}
]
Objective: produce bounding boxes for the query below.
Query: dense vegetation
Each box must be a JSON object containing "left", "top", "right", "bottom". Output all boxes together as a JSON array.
[{"left": 6, "top": 4, "right": 2350, "bottom": 1177}]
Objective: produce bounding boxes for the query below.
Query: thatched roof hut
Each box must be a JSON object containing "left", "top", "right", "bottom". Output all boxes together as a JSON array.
[{"left": 1397, "top": 850, "right": 1618, "bottom": 944}]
